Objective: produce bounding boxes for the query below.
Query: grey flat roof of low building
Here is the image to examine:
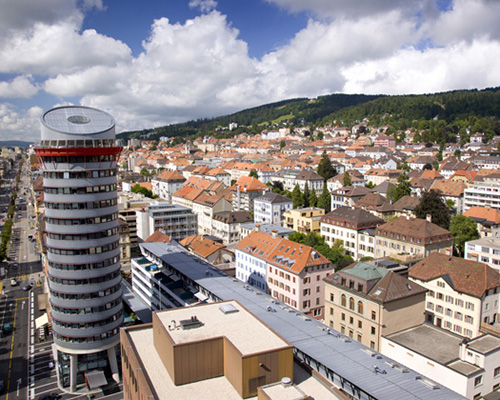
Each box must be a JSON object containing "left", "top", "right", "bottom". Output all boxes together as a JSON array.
[
  {"left": 139, "top": 242, "right": 466, "bottom": 400},
  {"left": 240, "top": 223, "right": 294, "bottom": 236},
  {"left": 467, "top": 334, "right": 500, "bottom": 355},
  {"left": 385, "top": 324, "right": 462, "bottom": 365}
]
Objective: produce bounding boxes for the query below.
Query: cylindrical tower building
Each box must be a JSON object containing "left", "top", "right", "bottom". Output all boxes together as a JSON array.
[{"left": 34, "top": 106, "right": 123, "bottom": 392}]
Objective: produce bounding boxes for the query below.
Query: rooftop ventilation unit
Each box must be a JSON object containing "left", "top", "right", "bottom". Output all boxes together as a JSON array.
[
  {"left": 219, "top": 303, "right": 239, "bottom": 315},
  {"left": 179, "top": 316, "right": 203, "bottom": 330}
]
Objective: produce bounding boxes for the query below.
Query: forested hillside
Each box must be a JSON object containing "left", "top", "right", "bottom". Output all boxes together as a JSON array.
[{"left": 118, "top": 87, "right": 500, "bottom": 145}]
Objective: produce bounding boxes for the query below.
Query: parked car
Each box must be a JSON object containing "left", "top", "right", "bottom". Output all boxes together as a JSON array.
[{"left": 23, "top": 284, "right": 32, "bottom": 291}]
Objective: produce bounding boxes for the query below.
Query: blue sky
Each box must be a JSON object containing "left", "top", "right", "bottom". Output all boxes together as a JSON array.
[{"left": 0, "top": 0, "right": 499, "bottom": 142}]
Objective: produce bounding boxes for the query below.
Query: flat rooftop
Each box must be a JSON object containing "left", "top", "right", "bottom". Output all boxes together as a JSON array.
[
  {"left": 467, "top": 334, "right": 500, "bottom": 354},
  {"left": 127, "top": 325, "right": 343, "bottom": 400},
  {"left": 385, "top": 324, "right": 463, "bottom": 365},
  {"left": 156, "top": 301, "right": 290, "bottom": 355}
]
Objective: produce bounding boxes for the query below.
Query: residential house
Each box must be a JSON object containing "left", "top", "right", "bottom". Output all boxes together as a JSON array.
[
  {"left": 326, "top": 171, "right": 365, "bottom": 192},
  {"left": 409, "top": 252, "right": 500, "bottom": 338},
  {"left": 463, "top": 206, "right": 500, "bottom": 238},
  {"left": 464, "top": 173, "right": 500, "bottom": 212},
  {"left": 179, "top": 235, "right": 233, "bottom": 265},
  {"left": 239, "top": 223, "right": 294, "bottom": 239},
  {"left": 253, "top": 192, "right": 293, "bottom": 225},
  {"left": 374, "top": 216, "right": 453, "bottom": 263},
  {"left": 392, "top": 195, "right": 421, "bottom": 218},
  {"left": 331, "top": 186, "right": 372, "bottom": 209},
  {"left": 320, "top": 207, "right": 384, "bottom": 260},
  {"left": 324, "top": 262, "right": 426, "bottom": 351},
  {"left": 429, "top": 179, "right": 467, "bottom": 214},
  {"left": 354, "top": 192, "right": 396, "bottom": 221}
]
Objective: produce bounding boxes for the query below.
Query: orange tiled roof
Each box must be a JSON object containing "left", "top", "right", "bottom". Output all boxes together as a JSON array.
[
  {"left": 179, "top": 235, "right": 226, "bottom": 258},
  {"left": 464, "top": 206, "right": 500, "bottom": 224},
  {"left": 233, "top": 176, "right": 269, "bottom": 192}
]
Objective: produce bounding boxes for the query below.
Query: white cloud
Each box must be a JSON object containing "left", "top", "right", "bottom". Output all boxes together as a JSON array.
[
  {"left": 0, "top": 103, "right": 42, "bottom": 142},
  {"left": 341, "top": 38, "right": 500, "bottom": 94},
  {"left": 189, "top": 0, "right": 218, "bottom": 13},
  {"left": 0, "top": 76, "right": 38, "bottom": 98}
]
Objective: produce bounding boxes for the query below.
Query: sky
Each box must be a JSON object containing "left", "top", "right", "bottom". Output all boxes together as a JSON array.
[{"left": 1, "top": 0, "right": 500, "bottom": 142}]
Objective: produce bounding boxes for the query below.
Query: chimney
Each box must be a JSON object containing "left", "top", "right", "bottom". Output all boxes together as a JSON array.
[
  {"left": 271, "top": 229, "right": 278, "bottom": 239},
  {"left": 426, "top": 214, "right": 432, "bottom": 223},
  {"left": 255, "top": 224, "right": 260, "bottom": 232}
]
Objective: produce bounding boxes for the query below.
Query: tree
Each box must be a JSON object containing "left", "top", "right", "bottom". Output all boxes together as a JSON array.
[
  {"left": 303, "top": 185, "right": 310, "bottom": 207},
  {"left": 449, "top": 215, "right": 479, "bottom": 256},
  {"left": 309, "top": 188, "right": 318, "bottom": 208},
  {"left": 249, "top": 169, "right": 259, "bottom": 179},
  {"left": 423, "top": 163, "right": 433, "bottom": 170},
  {"left": 365, "top": 181, "right": 375, "bottom": 189},
  {"left": 342, "top": 171, "right": 352, "bottom": 187},
  {"left": 279, "top": 140, "right": 286, "bottom": 149},
  {"left": 317, "top": 184, "right": 331, "bottom": 212},
  {"left": 317, "top": 151, "right": 336, "bottom": 181},
  {"left": 414, "top": 189, "right": 451, "bottom": 229},
  {"left": 387, "top": 173, "right": 411, "bottom": 203},
  {"left": 291, "top": 184, "right": 304, "bottom": 208},
  {"left": 131, "top": 184, "right": 156, "bottom": 199}
]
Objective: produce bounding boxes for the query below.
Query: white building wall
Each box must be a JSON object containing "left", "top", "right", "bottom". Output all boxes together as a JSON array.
[
  {"left": 380, "top": 337, "right": 471, "bottom": 398},
  {"left": 235, "top": 249, "right": 268, "bottom": 291}
]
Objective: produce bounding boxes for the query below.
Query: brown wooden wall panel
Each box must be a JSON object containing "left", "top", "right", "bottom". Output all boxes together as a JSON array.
[
  {"left": 224, "top": 338, "right": 243, "bottom": 396},
  {"left": 153, "top": 313, "right": 176, "bottom": 383},
  {"left": 173, "top": 338, "right": 224, "bottom": 385}
]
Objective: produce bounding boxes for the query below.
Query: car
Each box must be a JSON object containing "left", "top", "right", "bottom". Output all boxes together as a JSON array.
[
  {"left": 12, "top": 263, "right": 18, "bottom": 269},
  {"left": 10, "top": 278, "right": 17, "bottom": 286},
  {"left": 23, "top": 284, "right": 32, "bottom": 291}
]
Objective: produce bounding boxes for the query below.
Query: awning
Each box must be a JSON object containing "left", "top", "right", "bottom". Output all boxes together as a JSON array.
[
  {"left": 38, "top": 293, "right": 48, "bottom": 311},
  {"left": 85, "top": 370, "right": 107, "bottom": 389},
  {"left": 35, "top": 313, "right": 49, "bottom": 329}
]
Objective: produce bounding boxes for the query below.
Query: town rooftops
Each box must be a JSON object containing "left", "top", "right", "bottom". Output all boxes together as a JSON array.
[
  {"left": 464, "top": 206, "right": 500, "bottom": 225},
  {"left": 409, "top": 252, "right": 500, "bottom": 298},
  {"left": 321, "top": 206, "right": 384, "bottom": 228},
  {"left": 137, "top": 241, "right": 465, "bottom": 399},
  {"left": 254, "top": 192, "right": 292, "bottom": 204}
]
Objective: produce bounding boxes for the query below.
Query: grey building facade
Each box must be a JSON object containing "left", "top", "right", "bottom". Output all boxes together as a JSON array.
[{"left": 35, "top": 106, "right": 122, "bottom": 392}]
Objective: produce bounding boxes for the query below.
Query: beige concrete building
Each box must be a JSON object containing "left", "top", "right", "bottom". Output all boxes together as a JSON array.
[
  {"left": 121, "top": 300, "right": 341, "bottom": 400},
  {"left": 324, "top": 262, "right": 427, "bottom": 351},
  {"left": 283, "top": 207, "right": 325, "bottom": 233},
  {"left": 374, "top": 215, "right": 453, "bottom": 263}
]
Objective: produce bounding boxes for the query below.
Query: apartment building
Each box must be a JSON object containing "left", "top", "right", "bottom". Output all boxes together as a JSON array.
[
  {"left": 232, "top": 176, "right": 269, "bottom": 212},
  {"left": 235, "top": 230, "right": 335, "bottom": 319},
  {"left": 211, "top": 211, "right": 253, "bottom": 245},
  {"left": 136, "top": 202, "right": 198, "bottom": 241},
  {"left": 374, "top": 216, "right": 453, "bottom": 262},
  {"left": 409, "top": 252, "right": 500, "bottom": 338},
  {"left": 463, "top": 173, "right": 500, "bottom": 212},
  {"left": 324, "top": 262, "right": 426, "bottom": 351},
  {"left": 270, "top": 169, "right": 324, "bottom": 192},
  {"left": 151, "top": 170, "right": 186, "bottom": 201},
  {"left": 465, "top": 236, "right": 500, "bottom": 272},
  {"left": 191, "top": 193, "right": 232, "bottom": 236},
  {"left": 253, "top": 192, "right": 293, "bottom": 225},
  {"left": 320, "top": 206, "right": 384, "bottom": 260},
  {"left": 283, "top": 207, "right": 325, "bottom": 233}
]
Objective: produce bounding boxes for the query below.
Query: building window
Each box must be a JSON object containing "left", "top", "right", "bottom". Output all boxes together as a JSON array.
[
  {"left": 349, "top": 316, "right": 354, "bottom": 325},
  {"left": 341, "top": 313, "right": 346, "bottom": 321},
  {"left": 349, "top": 297, "right": 355, "bottom": 311},
  {"left": 494, "top": 366, "right": 500, "bottom": 377},
  {"left": 357, "top": 334, "right": 362, "bottom": 342},
  {"left": 358, "top": 321, "right": 362, "bottom": 329},
  {"left": 357, "top": 301, "right": 363, "bottom": 314},
  {"left": 371, "top": 311, "right": 376, "bottom": 321},
  {"left": 371, "top": 326, "right": 376, "bottom": 335},
  {"left": 474, "top": 375, "right": 483, "bottom": 387},
  {"left": 370, "top": 341, "right": 375, "bottom": 350},
  {"left": 330, "top": 307, "right": 334, "bottom": 316},
  {"left": 341, "top": 294, "right": 347, "bottom": 307},
  {"left": 330, "top": 293, "right": 334, "bottom": 302},
  {"left": 341, "top": 325, "right": 345, "bottom": 334},
  {"left": 427, "top": 302, "right": 434, "bottom": 310}
]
